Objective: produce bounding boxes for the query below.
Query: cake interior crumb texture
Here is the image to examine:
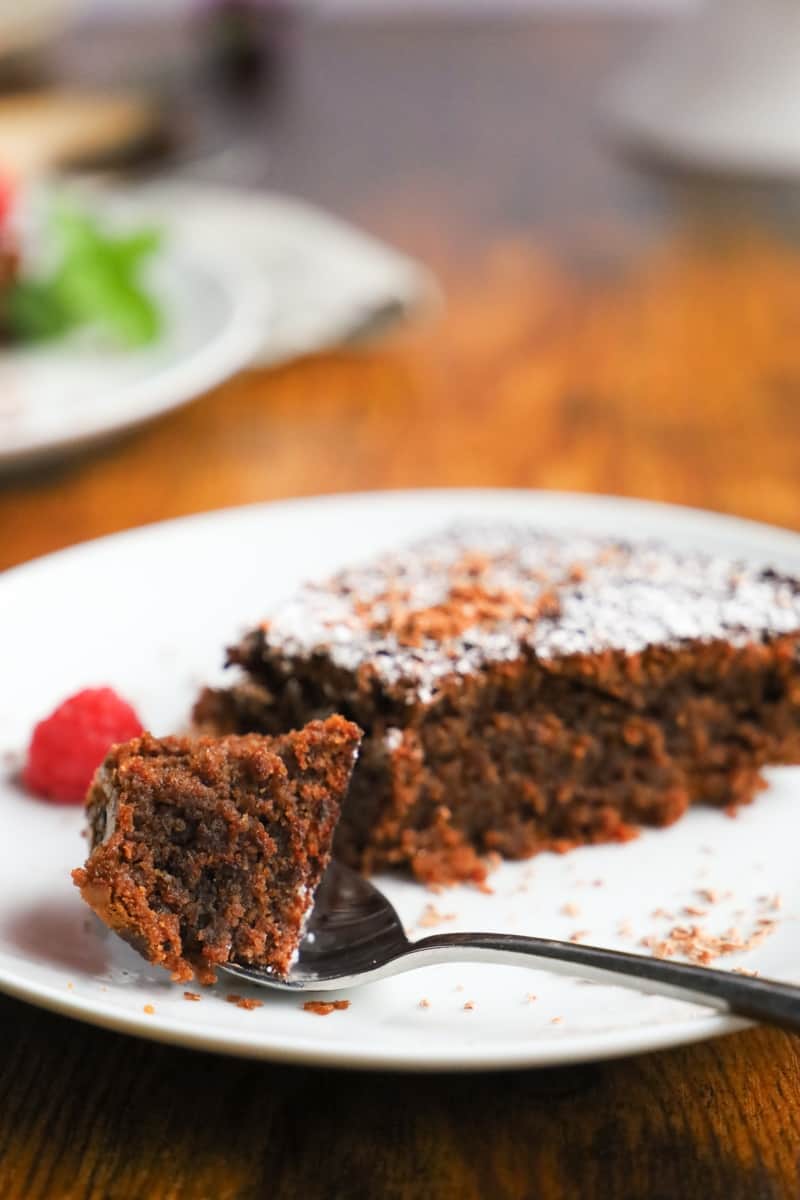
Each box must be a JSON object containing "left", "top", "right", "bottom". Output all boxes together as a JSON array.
[
  {"left": 72, "top": 717, "right": 362, "bottom": 983},
  {"left": 193, "top": 525, "right": 800, "bottom": 885}
]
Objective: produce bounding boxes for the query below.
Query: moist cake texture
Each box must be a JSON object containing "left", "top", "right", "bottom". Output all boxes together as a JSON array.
[
  {"left": 193, "top": 525, "right": 800, "bottom": 884},
  {"left": 72, "top": 716, "right": 362, "bottom": 982}
]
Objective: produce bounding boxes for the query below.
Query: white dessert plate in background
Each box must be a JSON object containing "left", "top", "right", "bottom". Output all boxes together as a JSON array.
[
  {"left": 2, "top": 488, "right": 800, "bottom": 1071},
  {"left": 606, "top": 0, "right": 800, "bottom": 177},
  {"left": 0, "top": 182, "right": 434, "bottom": 472},
  {"left": 0, "top": 221, "right": 270, "bottom": 472}
]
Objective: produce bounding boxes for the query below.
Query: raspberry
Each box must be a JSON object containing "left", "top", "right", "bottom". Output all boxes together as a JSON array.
[
  {"left": 0, "top": 172, "right": 16, "bottom": 227},
  {"left": 24, "top": 687, "right": 144, "bottom": 804}
]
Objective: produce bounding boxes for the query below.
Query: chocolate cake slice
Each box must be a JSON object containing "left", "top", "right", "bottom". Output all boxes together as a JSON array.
[
  {"left": 194, "top": 525, "right": 800, "bottom": 885},
  {"left": 72, "top": 716, "right": 362, "bottom": 983}
]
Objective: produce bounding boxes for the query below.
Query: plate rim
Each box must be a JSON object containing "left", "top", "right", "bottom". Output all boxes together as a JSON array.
[
  {"left": 0, "top": 960, "right": 751, "bottom": 1072},
  {"left": 3, "top": 486, "right": 800, "bottom": 1070},
  {"left": 7, "top": 485, "right": 800, "bottom": 585}
]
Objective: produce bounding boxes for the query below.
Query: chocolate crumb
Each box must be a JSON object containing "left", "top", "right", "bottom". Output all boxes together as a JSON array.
[
  {"left": 303, "top": 1000, "right": 350, "bottom": 1016},
  {"left": 417, "top": 903, "right": 457, "bottom": 928},
  {"left": 646, "top": 918, "right": 778, "bottom": 965},
  {"left": 226, "top": 993, "right": 264, "bottom": 1011}
]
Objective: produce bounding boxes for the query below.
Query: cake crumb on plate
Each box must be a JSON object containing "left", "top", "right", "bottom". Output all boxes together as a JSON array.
[
  {"left": 226, "top": 994, "right": 263, "bottom": 1011},
  {"left": 417, "top": 903, "right": 457, "bottom": 928},
  {"left": 303, "top": 1000, "right": 350, "bottom": 1016}
]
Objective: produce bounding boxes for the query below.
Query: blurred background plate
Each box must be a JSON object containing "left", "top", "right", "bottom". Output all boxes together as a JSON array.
[
  {"left": 606, "top": 0, "right": 800, "bottom": 176},
  {"left": 0, "top": 223, "right": 270, "bottom": 471},
  {"left": 131, "top": 182, "right": 438, "bottom": 367}
]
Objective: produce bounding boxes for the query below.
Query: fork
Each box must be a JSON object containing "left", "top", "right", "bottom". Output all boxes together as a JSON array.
[{"left": 222, "top": 861, "right": 800, "bottom": 1033}]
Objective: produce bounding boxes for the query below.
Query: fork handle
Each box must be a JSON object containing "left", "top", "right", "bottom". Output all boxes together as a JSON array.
[{"left": 410, "top": 932, "right": 800, "bottom": 1033}]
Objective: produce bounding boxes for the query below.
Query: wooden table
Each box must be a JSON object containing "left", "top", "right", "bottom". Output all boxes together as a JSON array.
[{"left": 4, "top": 12, "right": 800, "bottom": 1198}]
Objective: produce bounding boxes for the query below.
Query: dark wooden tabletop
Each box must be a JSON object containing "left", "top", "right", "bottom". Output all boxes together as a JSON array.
[{"left": 4, "top": 10, "right": 800, "bottom": 1198}]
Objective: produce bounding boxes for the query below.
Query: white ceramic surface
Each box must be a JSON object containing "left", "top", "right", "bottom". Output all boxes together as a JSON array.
[
  {"left": 132, "top": 183, "right": 437, "bottom": 367},
  {"left": 0, "top": 181, "right": 434, "bottom": 470},
  {"left": 0, "top": 232, "right": 269, "bottom": 470},
  {"left": 2, "top": 489, "right": 800, "bottom": 1071},
  {"left": 607, "top": 0, "right": 800, "bottom": 176}
]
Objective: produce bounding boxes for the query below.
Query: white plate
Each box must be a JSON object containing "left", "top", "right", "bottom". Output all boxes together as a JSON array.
[
  {"left": 134, "top": 184, "right": 437, "bottom": 368},
  {"left": 0, "top": 227, "right": 270, "bottom": 471},
  {"left": 605, "top": 0, "right": 800, "bottom": 178},
  {"left": 3, "top": 489, "right": 800, "bottom": 1072}
]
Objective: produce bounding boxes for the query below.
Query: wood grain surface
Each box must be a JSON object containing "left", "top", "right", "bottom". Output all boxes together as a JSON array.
[{"left": 3, "top": 12, "right": 800, "bottom": 1199}]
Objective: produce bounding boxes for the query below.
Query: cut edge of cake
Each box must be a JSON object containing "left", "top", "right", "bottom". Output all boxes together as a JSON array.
[{"left": 72, "top": 715, "right": 363, "bottom": 983}]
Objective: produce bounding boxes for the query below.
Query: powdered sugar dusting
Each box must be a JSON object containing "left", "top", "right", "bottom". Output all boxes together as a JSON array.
[{"left": 245, "top": 525, "right": 800, "bottom": 702}]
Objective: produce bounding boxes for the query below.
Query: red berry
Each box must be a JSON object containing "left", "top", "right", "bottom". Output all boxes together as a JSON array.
[
  {"left": 24, "top": 687, "right": 144, "bottom": 804},
  {"left": 0, "top": 173, "right": 15, "bottom": 227}
]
